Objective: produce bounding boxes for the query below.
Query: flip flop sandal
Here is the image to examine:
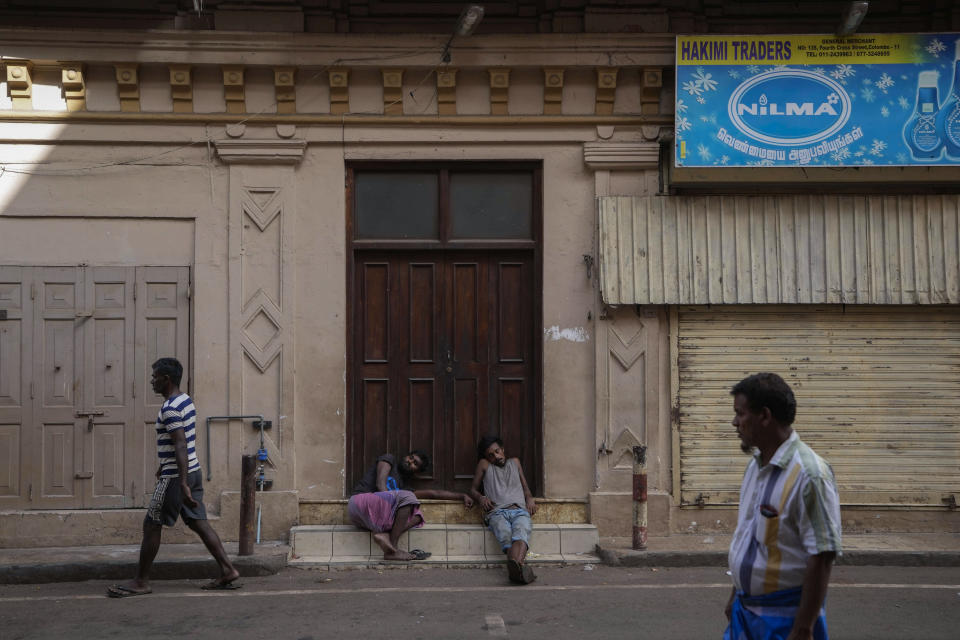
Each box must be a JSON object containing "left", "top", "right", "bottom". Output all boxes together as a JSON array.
[
  {"left": 107, "top": 584, "right": 152, "bottom": 598},
  {"left": 201, "top": 580, "right": 242, "bottom": 590},
  {"left": 519, "top": 563, "right": 537, "bottom": 585},
  {"left": 507, "top": 559, "right": 523, "bottom": 583},
  {"left": 409, "top": 548, "right": 432, "bottom": 560}
]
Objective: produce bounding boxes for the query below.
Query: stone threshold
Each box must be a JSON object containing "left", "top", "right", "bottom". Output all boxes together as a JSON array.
[
  {"left": 299, "top": 498, "right": 589, "bottom": 526},
  {"left": 289, "top": 523, "right": 600, "bottom": 568}
]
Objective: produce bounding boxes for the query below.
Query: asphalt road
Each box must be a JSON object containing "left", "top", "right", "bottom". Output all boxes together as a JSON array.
[{"left": 1, "top": 565, "right": 958, "bottom": 639}]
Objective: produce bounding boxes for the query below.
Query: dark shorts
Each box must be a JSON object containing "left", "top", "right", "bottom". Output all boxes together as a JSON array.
[{"left": 145, "top": 469, "right": 207, "bottom": 527}]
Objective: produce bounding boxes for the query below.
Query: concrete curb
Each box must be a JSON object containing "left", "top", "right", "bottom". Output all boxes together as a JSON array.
[
  {"left": 0, "top": 549, "right": 288, "bottom": 585},
  {"left": 596, "top": 546, "right": 960, "bottom": 568}
]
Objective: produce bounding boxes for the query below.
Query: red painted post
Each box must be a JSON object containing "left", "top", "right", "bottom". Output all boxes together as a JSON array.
[{"left": 632, "top": 445, "right": 648, "bottom": 550}]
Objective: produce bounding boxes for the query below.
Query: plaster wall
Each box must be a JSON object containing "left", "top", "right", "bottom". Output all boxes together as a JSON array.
[
  {"left": 0, "top": 29, "right": 676, "bottom": 536},
  {"left": 0, "top": 126, "right": 610, "bottom": 512}
]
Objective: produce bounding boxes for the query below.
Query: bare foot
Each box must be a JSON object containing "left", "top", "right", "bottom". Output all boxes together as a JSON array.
[
  {"left": 372, "top": 532, "right": 397, "bottom": 553},
  {"left": 382, "top": 549, "right": 416, "bottom": 561}
]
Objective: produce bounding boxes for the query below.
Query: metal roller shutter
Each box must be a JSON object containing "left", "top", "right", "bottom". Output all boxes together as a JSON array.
[{"left": 677, "top": 305, "right": 960, "bottom": 507}]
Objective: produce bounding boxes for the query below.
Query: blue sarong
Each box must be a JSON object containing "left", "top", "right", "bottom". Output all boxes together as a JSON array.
[{"left": 723, "top": 586, "right": 829, "bottom": 640}]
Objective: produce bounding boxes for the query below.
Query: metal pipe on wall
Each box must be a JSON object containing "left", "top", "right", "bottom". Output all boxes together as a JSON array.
[{"left": 204, "top": 415, "right": 264, "bottom": 481}]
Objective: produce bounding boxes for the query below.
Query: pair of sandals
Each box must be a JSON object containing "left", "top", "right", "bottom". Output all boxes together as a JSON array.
[
  {"left": 507, "top": 559, "right": 536, "bottom": 584},
  {"left": 408, "top": 548, "right": 431, "bottom": 560},
  {"left": 106, "top": 579, "right": 241, "bottom": 597}
]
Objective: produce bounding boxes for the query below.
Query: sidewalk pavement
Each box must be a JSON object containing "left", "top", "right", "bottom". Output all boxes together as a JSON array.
[
  {"left": 597, "top": 532, "right": 960, "bottom": 568},
  {"left": 1, "top": 533, "right": 958, "bottom": 584},
  {"left": 0, "top": 541, "right": 289, "bottom": 585}
]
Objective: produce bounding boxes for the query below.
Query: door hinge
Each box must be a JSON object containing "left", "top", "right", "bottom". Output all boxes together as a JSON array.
[
  {"left": 30, "top": 381, "right": 34, "bottom": 399},
  {"left": 133, "top": 285, "right": 137, "bottom": 301},
  {"left": 186, "top": 283, "right": 192, "bottom": 300},
  {"left": 132, "top": 379, "right": 136, "bottom": 398},
  {"left": 28, "top": 483, "right": 33, "bottom": 501},
  {"left": 30, "top": 283, "right": 36, "bottom": 300}
]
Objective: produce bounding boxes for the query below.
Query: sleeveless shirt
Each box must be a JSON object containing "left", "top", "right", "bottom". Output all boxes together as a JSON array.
[{"left": 482, "top": 458, "right": 527, "bottom": 511}]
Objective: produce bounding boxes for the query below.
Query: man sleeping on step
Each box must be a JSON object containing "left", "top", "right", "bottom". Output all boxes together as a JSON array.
[{"left": 348, "top": 450, "right": 473, "bottom": 561}]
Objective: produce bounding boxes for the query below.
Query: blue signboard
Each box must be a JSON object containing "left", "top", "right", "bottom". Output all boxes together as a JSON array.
[{"left": 675, "top": 33, "right": 960, "bottom": 166}]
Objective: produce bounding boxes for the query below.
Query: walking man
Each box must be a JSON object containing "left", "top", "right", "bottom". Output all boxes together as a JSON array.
[
  {"left": 724, "top": 372, "right": 842, "bottom": 639},
  {"left": 470, "top": 436, "right": 538, "bottom": 584},
  {"left": 107, "top": 358, "right": 239, "bottom": 597}
]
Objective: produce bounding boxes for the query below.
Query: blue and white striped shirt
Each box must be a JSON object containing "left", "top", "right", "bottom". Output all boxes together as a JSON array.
[{"left": 155, "top": 392, "right": 200, "bottom": 477}]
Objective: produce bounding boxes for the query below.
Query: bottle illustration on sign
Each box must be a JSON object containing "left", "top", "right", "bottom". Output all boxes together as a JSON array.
[
  {"left": 903, "top": 70, "right": 943, "bottom": 160},
  {"left": 935, "top": 39, "right": 960, "bottom": 157}
]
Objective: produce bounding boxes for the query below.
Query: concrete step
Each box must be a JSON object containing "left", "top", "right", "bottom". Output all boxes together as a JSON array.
[{"left": 288, "top": 523, "right": 601, "bottom": 568}]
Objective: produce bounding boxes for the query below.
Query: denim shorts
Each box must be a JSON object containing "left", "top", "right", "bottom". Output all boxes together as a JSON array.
[{"left": 487, "top": 507, "right": 532, "bottom": 552}]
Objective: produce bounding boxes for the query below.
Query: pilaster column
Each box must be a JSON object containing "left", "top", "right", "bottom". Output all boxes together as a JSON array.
[{"left": 213, "top": 136, "right": 306, "bottom": 490}]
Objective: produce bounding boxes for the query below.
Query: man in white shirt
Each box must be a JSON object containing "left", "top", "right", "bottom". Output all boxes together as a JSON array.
[{"left": 724, "top": 372, "right": 842, "bottom": 640}]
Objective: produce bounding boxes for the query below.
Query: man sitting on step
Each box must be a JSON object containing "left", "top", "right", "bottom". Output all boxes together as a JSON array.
[
  {"left": 349, "top": 450, "right": 473, "bottom": 561},
  {"left": 470, "top": 436, "right": 538, "bottom": 584}
]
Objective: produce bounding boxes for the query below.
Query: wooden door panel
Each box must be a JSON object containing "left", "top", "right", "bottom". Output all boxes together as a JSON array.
[
  {"left": 405, "top": 378, "right": 437, "bottom": 464},
  {"left": 452, "top": 377, "right": 480, "bottom": 481},
  {"left": 41, "top": 423, "right": 77, "bottom": 499},
  {"left": 360, "top": 378, "right": 390, "bottom": 472},
  {"left": 34, "top": 268, "right": 82, "bottom": 508},
  {"left": 362, "top": 263, "right": 389, "bottom": 363},
  {"left": 489, "top": 258, "right": 536, "bottom": 493},
  {"left": 496, "top": 263, "right": 528, "bottom": 362},
  {"left": 451, "top": 262, "right": 481, "bottom": 364},
  {"left": 396, "top": 260, "right": 442, "bottom": 483},
  {"left": 86, "top": 266, "right": 134, "bottom": 507},
  {"left": 136, "top": 267, "right": 190, "bottom": 507},
  {"left": 92, "top": 422, "right": 124, "bottom": 498},
  {"left": 408, "top": 264, "right": 437, "bottom": 362},
  {"left": 42, "top": 320, "right": 76, "bottom": 407},
  {"left": 351, "top": 251, "right": 537, "bottom": 493},
  {"left": 496, "top": 377, "right": 531, "bottom": 472},
  {"left": 0, "top": 266, "right": 29, "bottom": 506}
]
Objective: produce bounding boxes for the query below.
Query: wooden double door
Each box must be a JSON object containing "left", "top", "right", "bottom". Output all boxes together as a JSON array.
[
  {"left": 350, "top": 251, "right": 540, "bottom": 494},
  {"left": 0, "top": 265, "right": 189, "bottom": 509}
]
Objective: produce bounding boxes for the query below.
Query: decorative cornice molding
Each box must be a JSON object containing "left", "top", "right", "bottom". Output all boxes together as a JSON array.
[
  {"left": 543, "top": 67, "right": 564, "bottom": 116},
  {"left": 436, "top": 68, "right": 457, "bottom": 116},
  {"left": 595, "top": 67, "right": 618, "bottom": 116},
  {"left": 5, "top": 61, "right": 32, "bottom": 110},
  {"left": 115, "top": 63, "right": 139, "bottom": 112},
  {"left": 0, "top": 30, "right": 676, "bottom": 67},
  {"left": 61, "top": 64, "right": 85, "bottom": 112},
  {"left": 169, "top": 64, "right": 192, "bottom": 113},
  {"left": 215, "top": 139, "right": 307, "bottom": 164},
  {"left": 274, "top": 67, "right": 296, "bottom": 114},
  {"left": 488, "top": 67, "right": 510, "bottom": 116},
  {"left": 223, "top": 66, "right": 246, "bottom": 114},
  {"left": 583, "top": 141, "right": 660, "bottom": 170}
]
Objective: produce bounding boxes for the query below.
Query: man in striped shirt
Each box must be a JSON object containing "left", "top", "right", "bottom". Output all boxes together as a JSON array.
[
  {"left": 107, "top": 358, "right": 239, "bottom": 597},
  {"left": 724, "top": 372, "right": 842, "bottom": 640}
]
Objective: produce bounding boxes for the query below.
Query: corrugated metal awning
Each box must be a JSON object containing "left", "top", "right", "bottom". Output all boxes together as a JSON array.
[{"left": 598, "top": 194, "right": 960, "bottom": 305}]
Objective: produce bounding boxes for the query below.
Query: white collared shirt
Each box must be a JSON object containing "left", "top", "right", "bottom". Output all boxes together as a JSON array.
[{"left": 728, "top": 430, "right": 842, "bottom": 595}]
